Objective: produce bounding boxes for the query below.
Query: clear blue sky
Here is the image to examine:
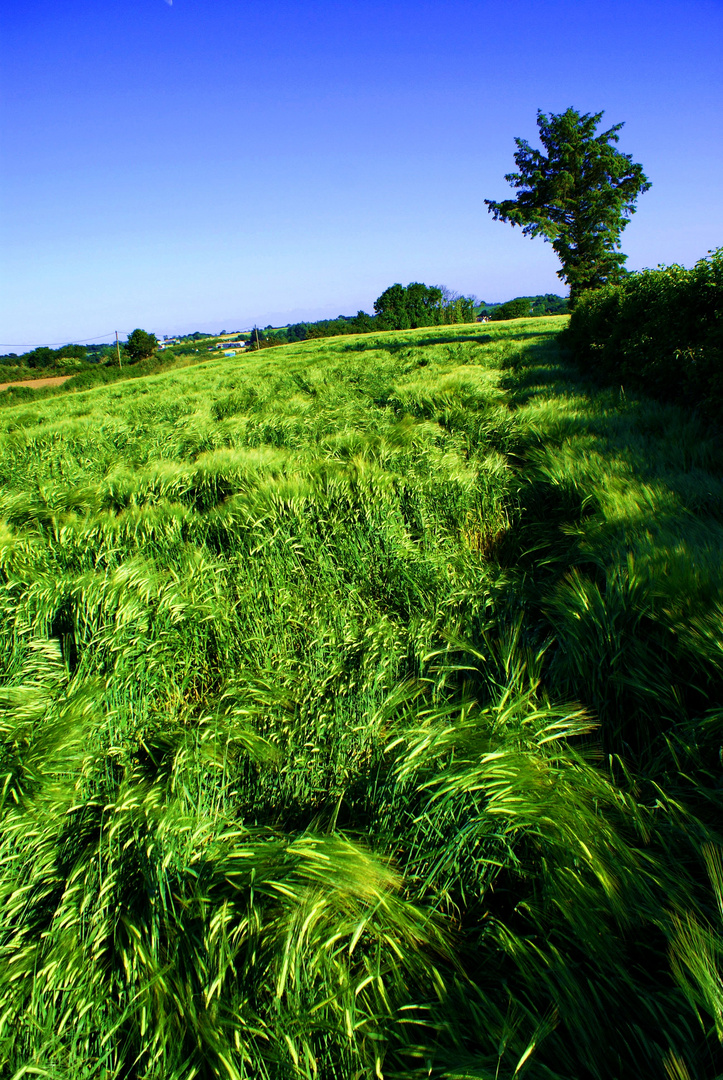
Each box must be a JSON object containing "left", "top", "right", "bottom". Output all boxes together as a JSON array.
[{"left": 1, "top": 0, "right": 721, "bottom": 346}]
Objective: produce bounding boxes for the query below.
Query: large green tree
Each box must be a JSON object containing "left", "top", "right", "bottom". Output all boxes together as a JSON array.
[
  {"left": 374, "top": 283, "right": 414, "bottom": 330},
  {"left": 485, "top": 108, "right": 651, "bottom": 304},
  {"left": 125, "top": 328, "right": 158, "bottom": 362},
  {"left": 490, "top": 297, "right": 532, "bottom": 321}
]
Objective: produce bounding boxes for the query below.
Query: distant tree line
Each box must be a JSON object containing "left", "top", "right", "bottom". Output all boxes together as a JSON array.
[
  {"left": 482, "top": 293, "right": 569, "bottom": 321},
  {"left": 270, "top": 288, "right": 567, "bottom": 346},
  {"left": 1, "top": 288, "right": 569, "bottom": 373},
  {"left": 268, "top": 282, "right": 480, "bottom": 345},
  {"left": 373, "top": 282, "right": 478, "bottom": 329},
  {"left": 281, "top": 311, "right": 377, "bottom": 344},
  {"left": 1, "top": 330, "right": 159, "bottom": 370},
  {"left": 0, "top": 343, "right": 96, "bottom": 369}
]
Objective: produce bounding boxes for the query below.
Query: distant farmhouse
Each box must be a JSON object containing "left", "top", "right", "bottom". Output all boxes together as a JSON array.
[
  {"left": 214, "top": 340, "right": 246, "bottom": 353},
  {"left": 157, "top": 333, "right": 249, "bottom": 353}
]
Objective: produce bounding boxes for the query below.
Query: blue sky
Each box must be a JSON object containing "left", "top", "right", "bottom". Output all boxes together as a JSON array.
[{"left": 1, "top": 0, "right": 721, "bottom": 346}]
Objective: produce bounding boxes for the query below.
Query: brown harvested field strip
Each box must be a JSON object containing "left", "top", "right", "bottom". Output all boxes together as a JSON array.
[{"left": 0, "top": 375, "right": 73, "bottom": 393}]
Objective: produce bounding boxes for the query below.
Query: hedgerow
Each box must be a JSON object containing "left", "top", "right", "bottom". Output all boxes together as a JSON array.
[{"left": 565, "top": 247, "right": 723, "bottom": 411}]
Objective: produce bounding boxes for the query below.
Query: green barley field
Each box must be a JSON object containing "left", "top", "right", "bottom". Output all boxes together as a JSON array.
[{"left": 2, "top": 318, "right": 723, "bottom": 1079}]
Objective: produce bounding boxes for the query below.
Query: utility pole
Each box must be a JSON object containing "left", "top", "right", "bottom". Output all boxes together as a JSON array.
[
  {"left": 115, "top": 331, "right": 122, "bottom": 369},
  {"left": 254, "top": 326, "right": 260, "bottom": 351}
]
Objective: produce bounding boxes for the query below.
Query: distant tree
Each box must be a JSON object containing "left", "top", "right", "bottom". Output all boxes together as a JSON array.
[
  {"left": 26, "top": 347, "right": 56, "bottom": 369},
  {"left": 305, "top": 322, "right": 330, "bottom": 340},
  {"left": 374, "top": 284, "right": 411, "bottom": 330},
  {"left": 479, "top": 294, "right": 567, "bottom": 320},
  {"left": 284, "top": 313, "right": 375, "bottom": 341},
  {"left": 405, "top": 282, "right": 443, "bottom": 327},
  {"left": 94, "top": 344, "right": 124, "bottom": 365},
  {"left": 247, "top": 327, "right": 265, "bottom": 349},
  {"left": 457, "top": 296, "right": 477, "bottom": 322},
  {"left": 125, "top": 329, "right": 158, "bottom": 362},
  {"left": 530, "top": 293, "right": 569, "bottom": 316},
  {"left": 439, "top": 287, "right": 478, "bottom": 324},
  {"left": 287, "top": 323, "right": 308, "bottom": 342},
  {"left": 485, "top": 108, "right": 651, "bottom": 304},
  {"left": 54, "top": 345, "right": 88, "bottom": 362},
  {"left": 374, "top": 283, "right": 479, "bottom": 330},
  {"left": 375, "top": 282, "right": 466, "bottom": 330},
  {"left": 490, "top": 297, "right": 532, "bottom": 321},
  {"left": 350, "top": 310, "right": 375, "bottom": 333}
]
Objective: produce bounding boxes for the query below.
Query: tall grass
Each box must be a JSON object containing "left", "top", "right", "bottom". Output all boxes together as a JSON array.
[{"left": 1, "top": 318, "right": 722, "bottom": 1078}]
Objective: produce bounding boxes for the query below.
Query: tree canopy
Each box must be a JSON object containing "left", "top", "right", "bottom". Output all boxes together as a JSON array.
[
  {"left": 485, "top": 108, "right": 651, "bottom": 304},
  {"left": 125, "top": 328, "right": 158, "bottom": 362},
  {"left": 490, "top": 297, "right": 532, "bottom": 321},
  {"left": 268, "top": 286, "right": 477, "bottom": 345},
  {"left": 374, "top": 282, "right": 476, "bottom": 330}
]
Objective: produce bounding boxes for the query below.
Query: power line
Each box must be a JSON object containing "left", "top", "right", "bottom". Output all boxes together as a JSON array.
[{"left": 0, "top": 330, "right": 125, "bottom": 349}]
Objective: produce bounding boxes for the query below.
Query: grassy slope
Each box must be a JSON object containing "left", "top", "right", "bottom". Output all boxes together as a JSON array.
[
  {"left": 1, "top": 317, "right": 722, "bottom": 1079},
  {"left": 0, "top": 337, "right": 236, "bottom": 407}
]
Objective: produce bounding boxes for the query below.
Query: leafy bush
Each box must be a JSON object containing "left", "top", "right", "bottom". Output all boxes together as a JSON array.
[{"left": 566, "top": 247, "right": 723, "bottom": 411}]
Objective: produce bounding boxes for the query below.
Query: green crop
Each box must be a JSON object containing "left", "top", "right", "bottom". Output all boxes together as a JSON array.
[{"left": 0, "top": 319, "right": 722, "bottom": 1078}]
